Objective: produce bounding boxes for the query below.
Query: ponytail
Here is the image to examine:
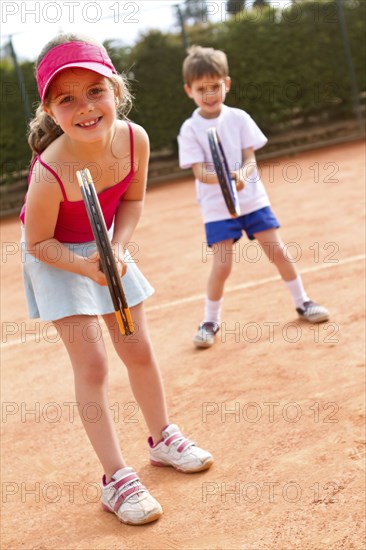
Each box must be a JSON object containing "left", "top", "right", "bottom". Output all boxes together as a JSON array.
[{"left": 27, "top": 104, "right": 63, "bottom": 158}]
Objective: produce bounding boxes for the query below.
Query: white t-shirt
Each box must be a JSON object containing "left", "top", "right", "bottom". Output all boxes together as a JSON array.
[{"left": 178, "top": 104, "right": 270, "bottom": 223}]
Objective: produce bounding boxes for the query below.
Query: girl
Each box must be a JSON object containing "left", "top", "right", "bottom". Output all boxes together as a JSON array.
[{"left": 20, "top": 34, "right": 213, "bottom": 526}]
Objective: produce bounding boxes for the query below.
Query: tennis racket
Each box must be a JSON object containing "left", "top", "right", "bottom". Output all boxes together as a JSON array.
[
  {"left": 76, "top": 168, "right": 134, "bottom": 336},
  {"left": 207, "top": 127, "right": 240, "bottom": 218}
]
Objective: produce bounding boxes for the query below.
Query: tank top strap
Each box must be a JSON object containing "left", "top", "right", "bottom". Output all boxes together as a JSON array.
[
  {"left": 36, "top": 155, "right": 68, "bottom": 201},
  {"left": 28, "top": 156, "right": 38, "bottom": 185},
  {"left": 126, "top": 121, "right": 134, "bottom": 171},
  {"left": 30, "top": 123, "right": 133, "bottom": 200}
]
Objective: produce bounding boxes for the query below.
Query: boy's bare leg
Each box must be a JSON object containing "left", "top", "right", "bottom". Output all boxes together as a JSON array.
[
  {"left": 254, "top": 228, "right": 298, "bottom": 281},
  {"left": 206, "top": 239, "right": 235, "bottom": 300},
  {"left": 193, "top": 239, "right": 234, "bottom": 347},
  {"left": 255, "top": 228, "right": 329, "bottom": 322}
]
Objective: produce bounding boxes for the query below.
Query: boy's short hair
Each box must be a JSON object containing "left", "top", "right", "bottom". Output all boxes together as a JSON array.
[{"left": 183, "top": 45, "right": 229, "bottom": 86}]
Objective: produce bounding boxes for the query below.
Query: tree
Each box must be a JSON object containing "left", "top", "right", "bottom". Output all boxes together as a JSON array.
[
  {"left": 175, "top": 0, "right": 209, "bottom": 26},
  {"left": 227, "top": 0, "right": 246, "bottom": 15},
  {"left": 253, "top": 0, "right": 269, "bottom": 7},
  {"left": 128, "top": 31, "right": 189, "bottom": 150},
  {"left": 0, "top": 57, "right": 36, "bottom": 174}
]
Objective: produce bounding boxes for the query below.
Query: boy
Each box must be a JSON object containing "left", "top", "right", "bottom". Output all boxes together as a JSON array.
[{"left": 177, "top": 46, "right": 329, "bottom": 348}]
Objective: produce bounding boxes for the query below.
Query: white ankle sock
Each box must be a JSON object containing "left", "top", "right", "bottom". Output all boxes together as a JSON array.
[
  {"left": 284, "top": 276, "right": 309, "bottom": 308},
  {"left": 204, "top": 298, "right": 222, "bottom": 324}
]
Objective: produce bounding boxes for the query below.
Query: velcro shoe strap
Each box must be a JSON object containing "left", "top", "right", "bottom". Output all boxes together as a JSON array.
[
  {"left": 114, "top": 484, "right": 146, "bottom": 512},
  {"left": 113, "top": 473, "right": 139, "bottom": 492},
  {"left": 164, "top": 433, "right": 183, "bottom": 446},
  {"left": 177, "top": 439, "right": 194, "bottom": 453}
]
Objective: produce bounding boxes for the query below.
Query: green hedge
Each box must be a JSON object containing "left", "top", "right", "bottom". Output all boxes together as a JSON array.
[{"left": 1, "top": 0, "right": 365, "bottom": 178}]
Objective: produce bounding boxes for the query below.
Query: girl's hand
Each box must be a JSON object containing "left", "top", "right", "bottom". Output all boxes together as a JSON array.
[
  {"left": 81, "top": 248, "right": 127, "bottom": 285},
  {"left": 230, "top": 171, "right": 245, "bottom": 191},
  {"left": 111, "top": 242, "right": 128, "bottom": 277},
  {"left": 82, "top": 251, "right": 107, "bottom": 285}
]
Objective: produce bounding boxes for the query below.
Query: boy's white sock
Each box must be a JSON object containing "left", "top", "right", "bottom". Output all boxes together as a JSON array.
[
  {"left": 284, "top": 276, "right": 309, "bottom": 308},
  {"left": 204, "top": 297, "right": 223, "bottom": 325}
]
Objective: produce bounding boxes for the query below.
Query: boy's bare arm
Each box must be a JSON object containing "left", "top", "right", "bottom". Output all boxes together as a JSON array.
[
  {"left": 239, "top": 147, "right": 257, "bottom": 180},
  {"left": 192, "top": 162, "right": 245, "bottom": 190},
  {"left": 192, "top": 162, "right": 219, "bottom": 184}
]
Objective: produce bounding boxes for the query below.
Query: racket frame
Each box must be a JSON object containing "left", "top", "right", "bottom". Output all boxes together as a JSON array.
[
  {"left": 76, "top": 169, "right": 134, "bottom": 335},
  {"left": 207, "top": 127, "right": 240, "bottom": 218}
]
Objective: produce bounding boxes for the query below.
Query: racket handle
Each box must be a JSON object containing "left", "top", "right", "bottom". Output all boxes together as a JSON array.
[
  {"left": 125, "top": 308, "right": 134, "bottom": 333},
  {"left": 115, "top": 308, "right": 134, "bottom": 335}
]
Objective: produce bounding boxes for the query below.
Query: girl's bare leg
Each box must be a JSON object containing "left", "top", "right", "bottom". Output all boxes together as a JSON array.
[
  {"left": 53, "top": 315, "right": 125, "bottom": 479},
  {"left": 102, "top": 303, "right": 169, "bottom": 445}
]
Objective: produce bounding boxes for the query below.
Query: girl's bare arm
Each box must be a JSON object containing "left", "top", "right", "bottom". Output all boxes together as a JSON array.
[
  {"left": 25, "top": 161, "right": 108, "bottom": 285},
  {"left": 111, "top": 123, "right": 149, "bottom": 256}
]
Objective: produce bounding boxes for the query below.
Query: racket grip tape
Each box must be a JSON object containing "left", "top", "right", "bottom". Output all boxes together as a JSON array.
[{"left": 116, "top": 308, "right": 134, "bottom": 335}]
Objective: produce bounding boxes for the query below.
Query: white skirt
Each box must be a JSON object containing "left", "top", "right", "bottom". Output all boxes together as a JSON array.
[{"left": 21, "top": 226, "right": 154, "bottom": 321}]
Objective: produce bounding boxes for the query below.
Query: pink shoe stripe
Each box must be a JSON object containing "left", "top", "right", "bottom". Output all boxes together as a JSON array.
[
  {"left": 113, "top": 474, "right": 138, "bottom": 490},
  {"left": 164, "top": 433, "right": 182, "bottom": 446},
  {"left": 101, "top": 502, "right": 113, "bottom": 513},
  {"left": 150, "top": 459, "right": 168, "bottom": 467},
  {"left": 113, "top": 485, "right": 143, "bottom": 511},
  {"left": 177, "top": 440, "right": 191, "bottom": 453}
]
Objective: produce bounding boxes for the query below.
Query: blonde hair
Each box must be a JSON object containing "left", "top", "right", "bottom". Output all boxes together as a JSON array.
[
  {"left": 28, "top": 33, "right": 133, "bottom": 157},
  {"left": 182, "top": 45, "right": 229, "bottom": 86}
]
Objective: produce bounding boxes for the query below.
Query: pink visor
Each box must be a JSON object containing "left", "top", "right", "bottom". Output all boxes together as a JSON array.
[{"left": 36, "top": 41, "right": 117, "bottom": 102}]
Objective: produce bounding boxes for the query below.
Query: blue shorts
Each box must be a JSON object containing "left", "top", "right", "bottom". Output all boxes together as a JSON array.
[{"left": 205, "top": 206, "right": 280, "bottom": 246}]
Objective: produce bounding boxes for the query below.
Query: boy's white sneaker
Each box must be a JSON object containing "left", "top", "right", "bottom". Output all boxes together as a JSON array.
[
  {"left": 148, "top": 424, "right": 213, "bottom": 473},
  {"left": 296, "top": 300, "right": 329, "bottom": 323},
  {"left": 193, "top": 321, "right": 220, "bottom": 348},
  {"left": 101, "top": 467, "right": 163, "bottom": 525}
]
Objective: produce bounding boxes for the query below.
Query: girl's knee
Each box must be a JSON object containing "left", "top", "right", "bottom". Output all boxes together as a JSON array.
[
  {"left": 123, "top": 340, "right": 155, "bottom": 369},
  {"left": 73, "top": 358, "right": 108, "bottom": 386}
]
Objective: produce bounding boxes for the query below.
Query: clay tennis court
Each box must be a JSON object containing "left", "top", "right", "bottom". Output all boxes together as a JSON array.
[{"left": 1, "top": 140, "right": 365, "bottom": 549}]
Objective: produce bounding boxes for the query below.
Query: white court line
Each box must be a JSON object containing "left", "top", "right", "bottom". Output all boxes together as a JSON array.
[
  {"left": 145, "top": 253, "right": 365, "bottom": 312},
  {"left": 1, "top": 253, "right": 364, "bottom": 348}
]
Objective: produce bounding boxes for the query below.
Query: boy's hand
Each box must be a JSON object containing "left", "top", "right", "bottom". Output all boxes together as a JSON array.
[{"left": 230, "top": 171, "right": 245, "bottom": 191}]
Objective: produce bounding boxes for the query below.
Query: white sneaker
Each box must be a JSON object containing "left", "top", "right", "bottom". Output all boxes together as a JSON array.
[
  {"left": 101, "top": 467, "right": 163, "bottom": 525},
  {"left": 148, "top": 424, "right": 214, "bottom": 473},
  {"left": 193, "top": 322, "right": 220, "bottom": 348},
  {"left": 296, "top": 300, "right": 329, "bottom": 323}
]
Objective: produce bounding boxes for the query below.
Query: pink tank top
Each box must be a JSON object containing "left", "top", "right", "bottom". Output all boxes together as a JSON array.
[{"left": 20, "top": 122, "right": 135, "bottom": 243}]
